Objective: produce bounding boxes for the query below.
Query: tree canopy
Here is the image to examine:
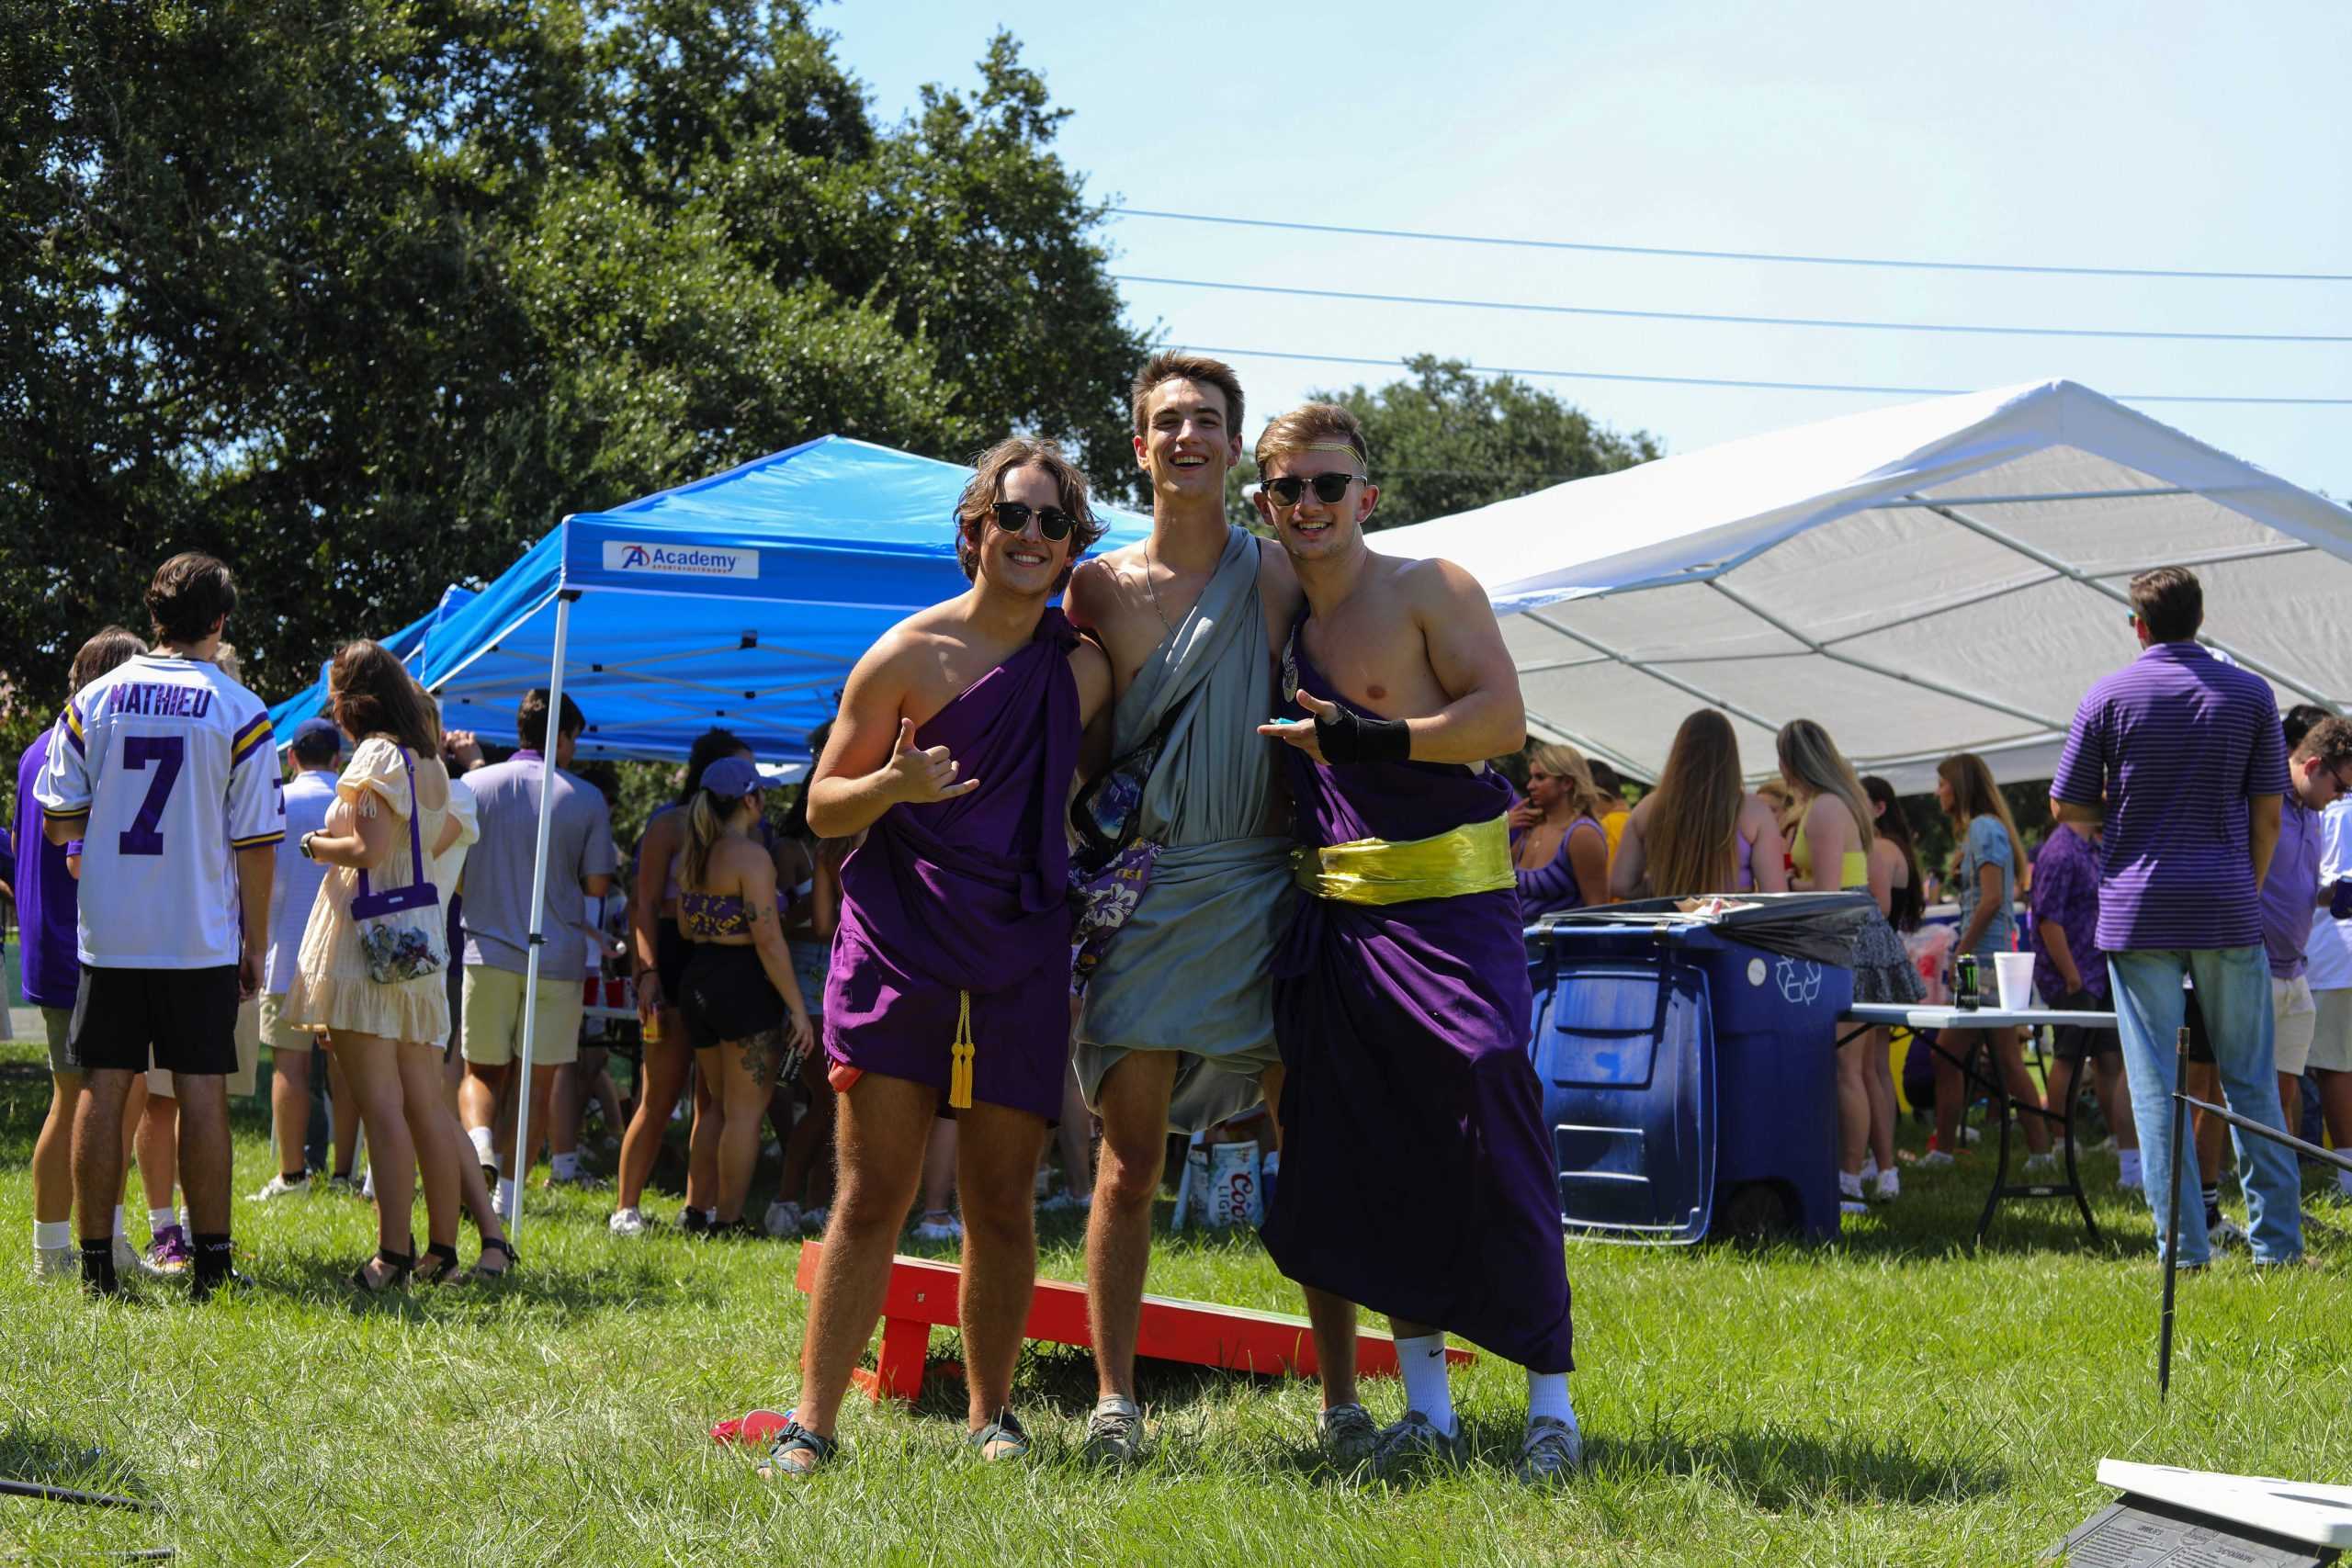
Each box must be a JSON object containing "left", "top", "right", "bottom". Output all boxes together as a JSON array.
[{"left": 1, "top": 0, "right": 1145, "bottom": 749}]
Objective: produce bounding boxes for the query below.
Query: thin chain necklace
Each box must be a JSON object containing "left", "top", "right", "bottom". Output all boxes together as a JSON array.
[{"left": 1143, "top": 540, "right": 1174, "bottom": 633}]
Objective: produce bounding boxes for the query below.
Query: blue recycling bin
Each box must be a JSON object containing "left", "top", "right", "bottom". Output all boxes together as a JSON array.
[{"left": 1527, "top": 898, "right": 1860, "bottom": 1244}]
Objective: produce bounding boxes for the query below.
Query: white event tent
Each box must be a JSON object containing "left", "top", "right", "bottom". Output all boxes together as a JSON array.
[{"left": 1377, "top": 379, "right": 2352, "bottom": 792}]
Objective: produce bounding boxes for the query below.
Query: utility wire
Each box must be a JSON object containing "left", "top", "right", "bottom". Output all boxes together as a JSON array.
[
  {"left": 1118, "top": 274, "right": 2351, "bottom": 344},
  {"left": 1115, "top": 209, "right": 2352, "bottom": 285},
  {"left": 1170, "top": 345, "right": 2352, "bottom": 406}
]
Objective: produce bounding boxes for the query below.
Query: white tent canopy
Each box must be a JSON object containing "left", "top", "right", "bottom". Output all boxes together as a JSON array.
[{"left": 1377, "top": 379, "right": 2352, "bottom": 793}]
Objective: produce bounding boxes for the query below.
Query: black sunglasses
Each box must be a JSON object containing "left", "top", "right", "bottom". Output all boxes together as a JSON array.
[
  {"left": 990, "top": 501, "right": 1077, "bottom": 541},
  {"left": 1262, "top": 473, "right": 1363, "bottom": 507}
]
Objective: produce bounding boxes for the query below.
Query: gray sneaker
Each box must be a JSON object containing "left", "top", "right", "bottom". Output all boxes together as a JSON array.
[
  {"left": 1081, "top": 1396, "right": 1146, "bottom": 1466},
  {"left": 1317, "top": 1402, "right": 1379, "bottom": 1468},
  {"left": 1515, "top": 1416, "right": 1583, "bottom": 1486},
  {"left": 1371, "top": 1410, "right": 1461, "bottom": 1478},
  {"left": 2209, "top": 1215, "right": 2249, "bottom": 1251},
  {"left": 32, "top": 1246, "right": 76, "bottom": 1283}
]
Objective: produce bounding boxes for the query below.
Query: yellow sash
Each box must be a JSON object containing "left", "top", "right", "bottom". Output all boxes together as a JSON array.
[{"left": 1291, "top": 815, "right": 1516, "bottom": 906}]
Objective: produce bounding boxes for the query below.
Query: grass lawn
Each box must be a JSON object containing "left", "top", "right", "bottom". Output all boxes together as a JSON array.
[{"left": 0, "top": 1036, "right": 2346, "bottom": 1566}]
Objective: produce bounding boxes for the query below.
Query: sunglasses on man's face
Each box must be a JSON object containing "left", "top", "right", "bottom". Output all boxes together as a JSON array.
[
  {"left": 1262, "top": 473, "right": 1363, "bottom": 507},
  {"left": 989, "top": 501, "right": 1077, "bottom": 541}
]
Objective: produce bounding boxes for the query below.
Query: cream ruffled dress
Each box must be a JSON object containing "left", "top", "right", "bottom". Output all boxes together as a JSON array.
[{"left": 283, "top": 737, "right": 453, "bottom": 1043}]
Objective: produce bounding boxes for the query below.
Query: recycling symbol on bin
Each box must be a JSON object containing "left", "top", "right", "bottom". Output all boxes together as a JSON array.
[{"left": 1774, "top": 956, "right": 1824, "bottom": 1005}]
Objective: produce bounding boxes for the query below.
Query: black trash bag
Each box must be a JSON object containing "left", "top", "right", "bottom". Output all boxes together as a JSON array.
[{"left": 1535, "top": 891, "right": 1876, "bottom": 967}]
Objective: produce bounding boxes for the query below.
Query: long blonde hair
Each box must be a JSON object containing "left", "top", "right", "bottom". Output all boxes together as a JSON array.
[
  {"left": 1938, "top": 752, "right": 2022, "bottom": 873},
  {"left": 1529, "top": 741, "right": 1613, "bottom": 823},
  {"left": 681, "top": 788, "right": 741, "bottom": 892},
  {"left": 1776, "top": 718, "right": 1875, "bottom": 854},
  {"left": 1647, "top": 710, "right": 1746, "bottom": 897}
]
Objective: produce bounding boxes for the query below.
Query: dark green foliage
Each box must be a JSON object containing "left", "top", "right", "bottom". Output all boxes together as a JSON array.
[{"left": 0, "top": 1, "right": 1145, "bottom": 761}]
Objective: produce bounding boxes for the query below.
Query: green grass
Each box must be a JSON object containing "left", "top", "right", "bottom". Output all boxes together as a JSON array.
[{"left": 0, "top": 1037, "right": 2346, "bottom": 1566}]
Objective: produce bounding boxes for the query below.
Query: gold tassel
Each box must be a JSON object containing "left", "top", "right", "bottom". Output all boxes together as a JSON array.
[{"left": 948, "top": 989, "right": 975, "bottom": 1111}]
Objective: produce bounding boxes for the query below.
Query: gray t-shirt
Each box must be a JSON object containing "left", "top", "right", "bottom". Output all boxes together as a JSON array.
[{"left": 458, "top": 751, "right": 616, "bottom": 977}]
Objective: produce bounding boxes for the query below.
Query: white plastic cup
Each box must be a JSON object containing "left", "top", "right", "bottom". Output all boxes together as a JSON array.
[{"left": 1993, "top": 953, "right": 2035, "bottom": 1012}]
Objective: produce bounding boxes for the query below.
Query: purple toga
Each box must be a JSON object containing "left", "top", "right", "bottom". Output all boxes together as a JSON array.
[
  {"left": 825, "top": 611, "right": 1080, "bottom": 1121},
  {"left": 1261, "top": 623, "right": 1574, "bottom": 1372}
]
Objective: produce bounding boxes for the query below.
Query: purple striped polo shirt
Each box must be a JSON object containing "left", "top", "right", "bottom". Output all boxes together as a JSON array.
[{"left": 2051, "top": 640, "right": 2288, "bottom": 953}]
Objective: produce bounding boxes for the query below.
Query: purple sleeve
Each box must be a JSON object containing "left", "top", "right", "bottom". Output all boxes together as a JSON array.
[
  {"left": 2050, "top": 690, "right": 2105, "bottom": 807},
  {"left": 2245, "top": 682, "right": 2288, "bottom": 798}
]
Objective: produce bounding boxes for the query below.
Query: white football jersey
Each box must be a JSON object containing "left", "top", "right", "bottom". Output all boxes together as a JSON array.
[{"left": 37, "top": 652, "right": 285, "bottom": 968}]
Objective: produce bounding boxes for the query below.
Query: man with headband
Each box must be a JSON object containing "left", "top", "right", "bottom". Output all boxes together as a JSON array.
[
  {"left": 1252, "top": 401, "right": 1580, "bottom": 1485},
  {"left": 764, "top": 437, "right": 1112, "bottom": 1477},
  {"left": 1063, "top": 353, "right": 1306, "bottom": 1464}
]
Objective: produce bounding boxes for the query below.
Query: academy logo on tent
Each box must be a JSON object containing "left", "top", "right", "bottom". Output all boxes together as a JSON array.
[{"left": 603, "top": 541, "right": 758, "bottom": 579}]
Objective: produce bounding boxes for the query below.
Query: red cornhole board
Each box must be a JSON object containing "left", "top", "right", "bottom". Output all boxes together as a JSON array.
[{"left": 794, "top": 1241, "right": 1475, "bottom": 1402}]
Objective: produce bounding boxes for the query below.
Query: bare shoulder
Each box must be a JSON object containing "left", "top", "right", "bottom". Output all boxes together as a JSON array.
[
  {"left": 1067, "top": 636, "right": 1113, "bottom": 723},
  {"left": 1391, "top": 553, "right": 1490, "bottom": 610}
]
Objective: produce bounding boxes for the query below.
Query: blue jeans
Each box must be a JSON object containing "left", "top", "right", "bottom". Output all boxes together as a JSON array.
[{"left": 2108, "top": 946, "right": 2302, "bottom": 1265}]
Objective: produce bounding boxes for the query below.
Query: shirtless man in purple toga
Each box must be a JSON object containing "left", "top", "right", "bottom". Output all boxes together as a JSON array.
[
  {"left": 763, "top": 438, "right": 1113, "bottom": 1477},
  {"left": 1254, "top": 403, "right": 1581, "bottom": 1484}
]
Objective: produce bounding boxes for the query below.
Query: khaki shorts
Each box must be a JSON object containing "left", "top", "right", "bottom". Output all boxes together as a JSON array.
[
  {"left": 258, "top": 991, "right": 324, "bottom": 1054},
  {"left": 42, "top": 1006, "right": 75, "bottom": 1075},
  {"left": 461, "top": 964, "right": 582, "bottom": 1069},
  {"left": 2272, "top": 975, "right": 2317, "bottom": 1078},
  {"left": 2310, "top": 986, "right": 2352, "bottom": 1074},
  {"left": 145, "top": 996, "right": 261, "bottom": 1098}
]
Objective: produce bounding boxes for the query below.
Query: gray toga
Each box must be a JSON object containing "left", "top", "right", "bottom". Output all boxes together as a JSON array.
[{"left": 1075, "top": 525, "right": 1295, "bottom": 1133}]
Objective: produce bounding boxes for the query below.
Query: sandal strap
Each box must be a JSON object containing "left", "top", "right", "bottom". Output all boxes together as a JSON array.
[
  {"left": 969, "top": 1411, "right": 1030, "bottom": 1457},
  {"left": 769, "top": 1420, "right": 839, "bottom": 1468},
  {"left": 480, "top": 1236, "right": 518, "bottom": 1262}
]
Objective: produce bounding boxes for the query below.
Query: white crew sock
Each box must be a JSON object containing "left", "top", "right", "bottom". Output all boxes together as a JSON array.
[
  {"left": 1394, "top": 1334, "right": 1456, "bottom": 1436},
  {"left": 468, "top": 1125, "right": 496, "bottom": 1165},
  {"left": 704, "top": 1207, "right": 718, "bottom": 1225},
  {"left": 34, "top": 1220, "right": 70, "bottom": 1251},
  {"left": 1525, "top": 1370, "right": 1577, "bottom": 1431},
  {"left": 497, "top": 1179, "right": 518, "bottom": 1220},
  {"left": 112, "top": 1204, "right": 127, "bottom": 1239},
  {"left": 550, "top": 1151, "right": 582, "bottom": 1180},
  {"left": 149, "top": 1206, "right": 175, "bottom": 1235},
  {"left": 2118, "top": 1149, "right": 2143, "bottom": 1184}
]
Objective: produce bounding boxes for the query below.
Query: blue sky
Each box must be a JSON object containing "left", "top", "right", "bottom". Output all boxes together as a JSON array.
[{"left": 828, "top": 0, "right": 2350, "bottom": 495}]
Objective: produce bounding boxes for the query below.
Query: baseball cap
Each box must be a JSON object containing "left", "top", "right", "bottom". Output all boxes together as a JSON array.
[
  {"left": 701, "top": 756, "right": 763, "bottom": 800},
  {"left": 288, "top": 717, "right": 344, "bottom": 761}
]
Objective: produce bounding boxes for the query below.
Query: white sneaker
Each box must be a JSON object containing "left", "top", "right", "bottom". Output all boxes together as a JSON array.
[
  {"left": 1859, "top": 1156, "right": 1879, "bottom": 1184},
  {"left": 608, "top": 1206, "right": 650, "bottom": 1236},
  {"left": 2022, "top": 1152, "right": 2060, "bottom": 1178},
  {"left": 1838, "top": 1174, "right": 1868, "bottom": 1216},
  {"left": 32, "top": 1246, "right": 76, "bottom": 1283},
  {"left": 251, "top": 1172, "right": 312, "bottom": 1201},
  {"left": 1038, "top": 1189, "right": 1092, "bottom": 1213},
  {"left": 1873, "top": 1169, "right": 1901, "bottom": 1202},
  {"left": 1917, "top": 1150, "right": 1956, "bottom": 1170},
  {"left": 763, "top": 1200, "right": 803, "bottom": 1239},
  {"left": 910, "top": 1213, "right": 964, "bottom": 1244},
  {"left": 113, "top": 1235, "right": 165, "bottom": 1280},
  {"left": 2116, "top": 1169, "right": 2145, "bottom": 1194}
]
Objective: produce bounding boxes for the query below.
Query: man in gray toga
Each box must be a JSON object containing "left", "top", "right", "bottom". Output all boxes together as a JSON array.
[{"left": 1064, "top": 352, "right": 1302, "bottom": 1462}]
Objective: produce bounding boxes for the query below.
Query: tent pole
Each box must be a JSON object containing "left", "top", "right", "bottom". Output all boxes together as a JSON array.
[{"left": 508, "top": 589, "right": 579, "bottom": 1243}]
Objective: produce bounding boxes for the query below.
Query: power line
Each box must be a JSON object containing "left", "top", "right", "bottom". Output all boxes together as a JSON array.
[
  {"left": 1118, "top": 274, "right": 2351, "bottom": 344},
  {"left": 1170, "top": 345, "right": 2352, "bottom": 406},
  {"left": 1115, "top": 208, "right": 2352, "bottom": 285}
]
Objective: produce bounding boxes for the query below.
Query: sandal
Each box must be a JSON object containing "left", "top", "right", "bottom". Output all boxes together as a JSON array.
[
  {"left": 352, "top": 1248, "right": 415, "bottom": 1293},
  {"left": 413, "top": 1241, "right": 468, "bottom": 1286},
  {"left": 968, "top": 1410, "right": 1031, "bottom": 1462},
  {"left": 473, "top": 1236, "right": 519, "bottom": 1280},
  {"left": 756, "top": 1419, "right": 840, "bottom": 1481}
]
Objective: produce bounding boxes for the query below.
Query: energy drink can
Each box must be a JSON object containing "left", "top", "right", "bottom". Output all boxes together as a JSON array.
[{"left": 1955, "top": 953, "right": 1981, "bottom": 1011}]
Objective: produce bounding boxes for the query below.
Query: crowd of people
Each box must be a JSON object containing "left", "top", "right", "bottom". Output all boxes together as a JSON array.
[{"left": 6, "top": 353, "right": 2338, "bottom": 1492}]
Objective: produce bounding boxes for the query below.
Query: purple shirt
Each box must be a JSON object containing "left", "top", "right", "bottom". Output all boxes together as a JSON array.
[
  {"left": 2259, "top": 795, "right": 2322, "bottom": 980},
  {"left": 13, "top": 728, "right": 82, "bottom": 1008},
  {"left": 2051, "top": 641, "right": 2288, "bottom": 953},
  {"left": 2030, "top": 825, "right": 2107, "bottom": 1003}
]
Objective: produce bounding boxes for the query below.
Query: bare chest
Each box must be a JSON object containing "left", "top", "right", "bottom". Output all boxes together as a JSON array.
[
  {"left": 1516, "top": 820, "right": 1566, "bottom": 870},
  {"left": 1295, "top": 598, "right": 1444, "bottom": 719}
]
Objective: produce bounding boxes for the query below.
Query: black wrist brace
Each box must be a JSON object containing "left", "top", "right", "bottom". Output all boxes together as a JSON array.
[{"left": 1314, "top": 706, "right": 1411, "bottom": 765}]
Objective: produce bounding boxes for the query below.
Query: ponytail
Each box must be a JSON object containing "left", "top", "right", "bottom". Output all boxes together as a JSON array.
[{"left": 682, "top": 790, "right": 728, "bottom": 891}]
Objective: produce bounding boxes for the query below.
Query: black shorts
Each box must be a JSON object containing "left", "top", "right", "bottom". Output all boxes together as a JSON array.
[
  {"left": 2049, "top": 989, "right": 2120, "bottom": 1063},
  {"left": 655, "top": 919, "right": 691, "bottom": 1001},
  {"left": 70, "top": 965, "right": 241, "bottom": 1077},
  {"left": 679, "top": 943, "right": 782, "bottom": 1052}
]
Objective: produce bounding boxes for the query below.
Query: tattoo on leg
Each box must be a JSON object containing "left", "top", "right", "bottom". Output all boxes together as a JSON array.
[{"left": 739, "top": 1030, "right": 783, "bottom": 1086}]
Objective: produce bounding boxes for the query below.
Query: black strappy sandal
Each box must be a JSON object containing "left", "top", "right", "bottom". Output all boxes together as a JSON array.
[
  {"left": 473, "top": 1236, "right": 518, "bottom": 1280},
  {"left": 757, "top": 1420, "right": 840, "bottom": 1481},
  {"left": 413, "top": 1241, "right": 467, "bottom": 1285},
  {"left": 353, "top": 1247, "right": 415, "bottom": 1293}
]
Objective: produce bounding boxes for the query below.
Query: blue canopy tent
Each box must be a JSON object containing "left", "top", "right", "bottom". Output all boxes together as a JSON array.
[
  {"left": 418, "top": 435, "right": 1148, "bottom": 762},
  {"left": 413, "top": 434, "right": 1149, "bottom": 1235},
  {"left": 266, "top": 585, "right": 478, "bottom": 748}
]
